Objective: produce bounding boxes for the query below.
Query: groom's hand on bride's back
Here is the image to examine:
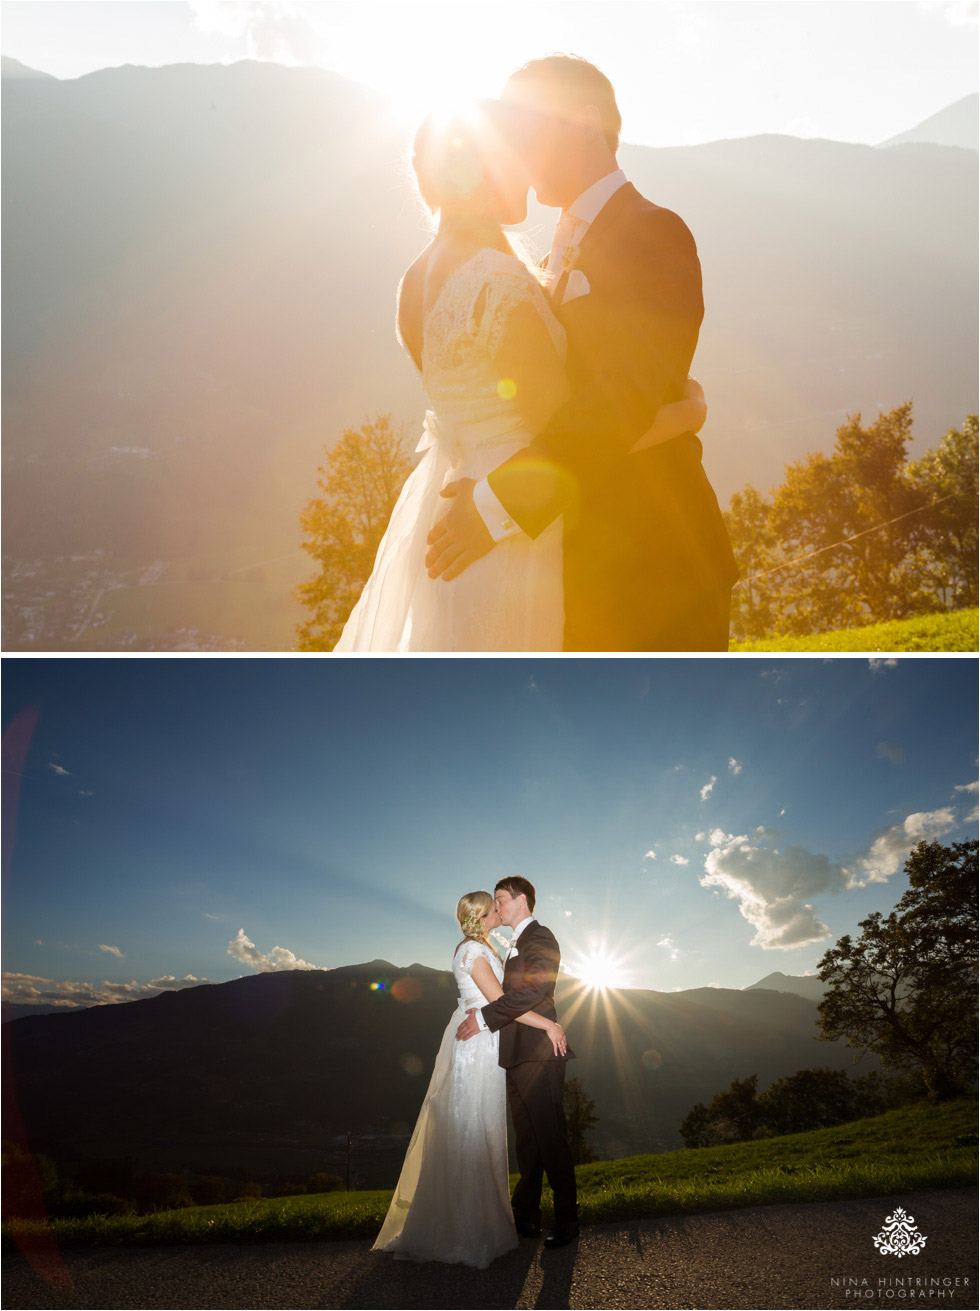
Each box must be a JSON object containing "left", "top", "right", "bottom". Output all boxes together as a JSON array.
[
  {"left": 456, "top": 1008, "right": 480, "bottom": 1041},
  {"left": 425, "top": 479, "right": 494, "bottom": 581}
]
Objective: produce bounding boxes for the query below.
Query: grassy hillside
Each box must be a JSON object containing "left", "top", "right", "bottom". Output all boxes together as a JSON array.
[
  {"left": 732, "top": 608, "right": 978, "bottom": 652},
  {"left": 4, "top": 1098, "right": 975, "bottom": 1249}
]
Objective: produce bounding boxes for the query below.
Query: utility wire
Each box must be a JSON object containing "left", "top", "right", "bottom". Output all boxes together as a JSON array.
[{"left": 735, "top": 492, "right": 965, "bottom": 589}]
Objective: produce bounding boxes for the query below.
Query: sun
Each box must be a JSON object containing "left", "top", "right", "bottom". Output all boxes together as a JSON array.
[{"left": 568, "top": 949, "right": 628, "bottom": 992}]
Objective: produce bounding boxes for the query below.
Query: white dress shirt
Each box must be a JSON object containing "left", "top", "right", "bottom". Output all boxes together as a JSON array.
[
  {"left": 472, "top": 168, "right": 629, "bottom": 541},
  {"left": 474, "top": 914, "right": 537, "bottom": 1030}
]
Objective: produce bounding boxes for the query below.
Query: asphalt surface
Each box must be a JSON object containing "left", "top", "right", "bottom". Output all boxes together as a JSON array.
[{"left": 3, "top": 1188, "right": 977, "bottom": 1311}]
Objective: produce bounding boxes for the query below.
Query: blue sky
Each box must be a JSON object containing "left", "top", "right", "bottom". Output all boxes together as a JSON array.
[
  {"left": 1, "top": 1, "right": 976, "bottom": 147},
  {"left": 2, "top": 656, "right": 976, "bottom": 1008}
]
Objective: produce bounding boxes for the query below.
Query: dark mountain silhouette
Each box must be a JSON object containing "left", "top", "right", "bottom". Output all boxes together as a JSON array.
[
  {"left": 2, "top": 61, "right": 976, "bottom": 648},
  {"left": 2, "top": 961, "right": 875, "bottom": 1186},
  {"left": 1, "top": 1001, "right": 74, "bottom": 1023},
  {"left": 880, "top": 93, "right": 978, "bottom": 151},
  {"left": 745, "top": 971, "right": 827, "bottom": 1003}
]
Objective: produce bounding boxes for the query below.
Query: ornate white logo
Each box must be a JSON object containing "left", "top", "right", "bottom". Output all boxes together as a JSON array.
[{"left": 873, "top": 1207, "right": 927, "bottom": 1257}]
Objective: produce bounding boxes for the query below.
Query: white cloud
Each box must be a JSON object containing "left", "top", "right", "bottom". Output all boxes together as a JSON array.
[
  {"left": 918, "top": 1, "right": 979, "bottom": 27},
  {"left": 843, "top": 808, "right": 957, "bottom": 886},
  {"left": 1, "top": 971, "right": 208, "bottom": 1009},
  {"left": 695, "top": 831, "right": 706, "bottom": 842},
  {"left": 728, "top": 758, "right": 743, "bottom": 775},
  {"left": 564, "top": 910, "right": 572, "bottom": 917},
  {"left": 954, "top": 781, "right": 979, "bottom": 793},
  {"left": 204, "top": 912, "right": 220, "bottom": 919},
  {"left": 34, "top": 939, "right": 42, "bottom": 946},
  {"left": 869, "top": 658, "right": 899, "bottom": 671},
  {"left": 145, "top": 974, "right": 207, "bottom": 991},
  {"left": 782, "top": 116, "right": 819, "bottom": 139},
  {"left": 643, "top": 849, "right": 657, "bottom": 861},
  {"left": 189, "top": 0, "right": 322, "bottom": 65},
  {"left": 48, "top": 763, "right": 70, "bottom": 776},
  {"left": 779, "top": 808, "right": 786, "bottom": 816},
  {"left": 657, "top": 934, "right": 680, "bottom": 961},
  {"left": 700, "top": 805, "right": 960, "bottom": 951},
  {"left": 669, "top": 854, "right": 689, "bottom": 866},
  {"left": 98, "top": 943, "right": 123, "bottom": 958},
  {"left": 227, "top": 927, "right": 320, "bottom": 972},
  {"left": 700, "top": 775, "right": 717, "bottom": 800},
  {"left": 77, "top": 790, "right": 94, "bottom": 797}
]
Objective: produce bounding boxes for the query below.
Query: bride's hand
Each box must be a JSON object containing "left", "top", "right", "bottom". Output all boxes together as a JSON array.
[
  {"left": 629, "top": 375, "right": 707, "bottom": 454},
  {"left": 546, "top": 1021, "right": 567, "bottom": 1057}
]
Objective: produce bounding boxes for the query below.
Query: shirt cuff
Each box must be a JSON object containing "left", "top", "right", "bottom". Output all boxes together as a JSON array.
[
  {"left": 473, "top": 477, "right": 524, "bottom": 542},
  {"left": 474, "top": 1007, "right": 489, "bottom": 1031}
]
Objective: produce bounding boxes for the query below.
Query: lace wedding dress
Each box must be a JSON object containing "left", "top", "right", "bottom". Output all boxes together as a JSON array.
[
  {"left": 371, "top": 939, "right": 518, "bottom": 1268},
  {"left": 335, "top": 249, "right": 566, "bottom": 651}
]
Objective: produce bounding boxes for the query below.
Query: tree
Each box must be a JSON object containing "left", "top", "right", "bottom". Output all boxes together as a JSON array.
[
  {"left": 680, "top": 1068, "right": 900, "bottom": 1146},
  {"left": 563, "top": 1076, "right": 599, "bottom": 1164},
  {"left": 905, "top": 416, "right": 979, "bottom": 608},
  {"left": 816, "top": 839, "right": 978, "bottom": 1100},
  {"left": 756, "top": 1068, "right": 894, "bottom": 1137},
  {"left": 678, "top": 1101, "right": 714, "bottom": 1149},
  {"left": 725, "top": 405, "right": 978, "bottom": 640},
  {"left": 294, "top": 414, "right": 416, "bottom": 650}
]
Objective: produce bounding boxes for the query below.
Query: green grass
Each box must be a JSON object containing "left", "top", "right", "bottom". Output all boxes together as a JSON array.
[
  {"left": 731, "top": 608, "right": 978, "bottom": 652},
  {"left": 3, "top": 1099, "right": 976, "bottom": 1250}
]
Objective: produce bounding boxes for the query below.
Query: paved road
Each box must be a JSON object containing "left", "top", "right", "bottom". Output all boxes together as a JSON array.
[{"left": 4, "top": 1189, "right": 976, "bottom": 1311}]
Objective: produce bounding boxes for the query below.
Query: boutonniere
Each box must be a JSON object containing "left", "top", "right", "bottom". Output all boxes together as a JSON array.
[{"left": 561, "top": 244, "right": 581, "bottom": 271}]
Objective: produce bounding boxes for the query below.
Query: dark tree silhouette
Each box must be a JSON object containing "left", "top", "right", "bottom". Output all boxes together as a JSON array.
[
  {"left": 680, "top": 1068, "right": 898, "bottom": 1147},
  {"left": 563, "top": 1075, "right": 599, "bottom": 1164},
  {"left": 817, "top": 839, "right": 978, "bottom": 1100}
]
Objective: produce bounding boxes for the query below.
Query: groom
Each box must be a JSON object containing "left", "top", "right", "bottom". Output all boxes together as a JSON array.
[
  {"left": 425, "top": 55, "right": 738, "bottom": 651},
  {"left": 455, "top": 876, "right": 579, "bottom": 1248}
]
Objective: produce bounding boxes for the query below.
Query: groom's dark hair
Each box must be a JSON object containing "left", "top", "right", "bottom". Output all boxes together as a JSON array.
[
  {"left": 507, "top": 54, "right": 621, "bottom": 155},
  {"left": 495, "top": 876, "right": 536, "bottom": 913}
]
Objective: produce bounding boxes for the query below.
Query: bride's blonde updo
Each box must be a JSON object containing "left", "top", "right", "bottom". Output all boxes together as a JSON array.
[
  {"left": 456, "top": 890, "right": 502, "bottom": 960},
  {"left": 413, "top": 111, "right": 499, "bottom": 218}
]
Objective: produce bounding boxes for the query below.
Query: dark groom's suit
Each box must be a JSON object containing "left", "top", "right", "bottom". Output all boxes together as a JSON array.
[
  {"left": 480, "top": 920, "right": 578, "bottom": 1227},
  {"left": 487, "top": 182, "right": 739, "bottom": 651}
]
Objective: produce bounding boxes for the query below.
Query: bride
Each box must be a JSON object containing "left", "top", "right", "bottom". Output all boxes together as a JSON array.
[
  {"left": 371, "top": 891, "right": 566, "bottom": 1269},
  {"left": 335, "top": 103, "right": 707, "bottom": 651}
]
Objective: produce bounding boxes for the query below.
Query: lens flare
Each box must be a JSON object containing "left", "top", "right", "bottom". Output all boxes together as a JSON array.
[
  {"left": 392, "top": 977, "right": 422, "bottom": 1004},
  {"left": 641, "top": 1049, "right": 663, "bottom": 1070}
]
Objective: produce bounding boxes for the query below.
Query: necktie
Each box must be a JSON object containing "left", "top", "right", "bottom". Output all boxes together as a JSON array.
[{"left": 547, "top": 210, "right": 579, "bottom": 275}]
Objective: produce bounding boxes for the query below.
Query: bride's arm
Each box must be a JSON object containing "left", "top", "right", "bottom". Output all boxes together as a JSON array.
[
  {"left": 469, "top": 955, "right": 567, "bottom": 1056},
  {"left": 629, "top": 376, "right": 706, "bottom": 454}
]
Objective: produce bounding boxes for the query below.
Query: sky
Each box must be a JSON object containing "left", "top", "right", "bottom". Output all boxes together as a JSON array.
[
  {"left": 0, "top": 1, "right": 977, "bottom": 148},
  {"left": 2, "top": 656, "right": 977, "bottom": 1011}
]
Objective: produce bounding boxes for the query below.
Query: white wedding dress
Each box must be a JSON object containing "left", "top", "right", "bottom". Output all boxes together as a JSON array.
[
  {"left": 335, "top": 249, "right": 566, "bottom": 651},
  {"left": 371, "top": 939, "right": 518, "bottom": 1269}
]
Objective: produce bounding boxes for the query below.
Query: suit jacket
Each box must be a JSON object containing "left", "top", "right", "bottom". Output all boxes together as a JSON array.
[
  {"left": 480, "top": 921, "right": 574, "bottom": 1068},
  {"left": 486, "top": 182, "right": 739, "bottom": 650}
]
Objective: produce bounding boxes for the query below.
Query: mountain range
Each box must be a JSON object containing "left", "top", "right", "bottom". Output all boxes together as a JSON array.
[
  {"left": 2, "top": 961, "right": 869, "bottom": 1187},
  {"left": 881, "top": 93, "right": 978, "bottom": 151},
  {"left": 2, "top": 58, "right": 976, "bottom": 648}
]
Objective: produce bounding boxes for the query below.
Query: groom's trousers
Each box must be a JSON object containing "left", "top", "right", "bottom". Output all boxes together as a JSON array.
[{"left": 506, "top": 1060, "right": 578, "bottom": 1225}]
